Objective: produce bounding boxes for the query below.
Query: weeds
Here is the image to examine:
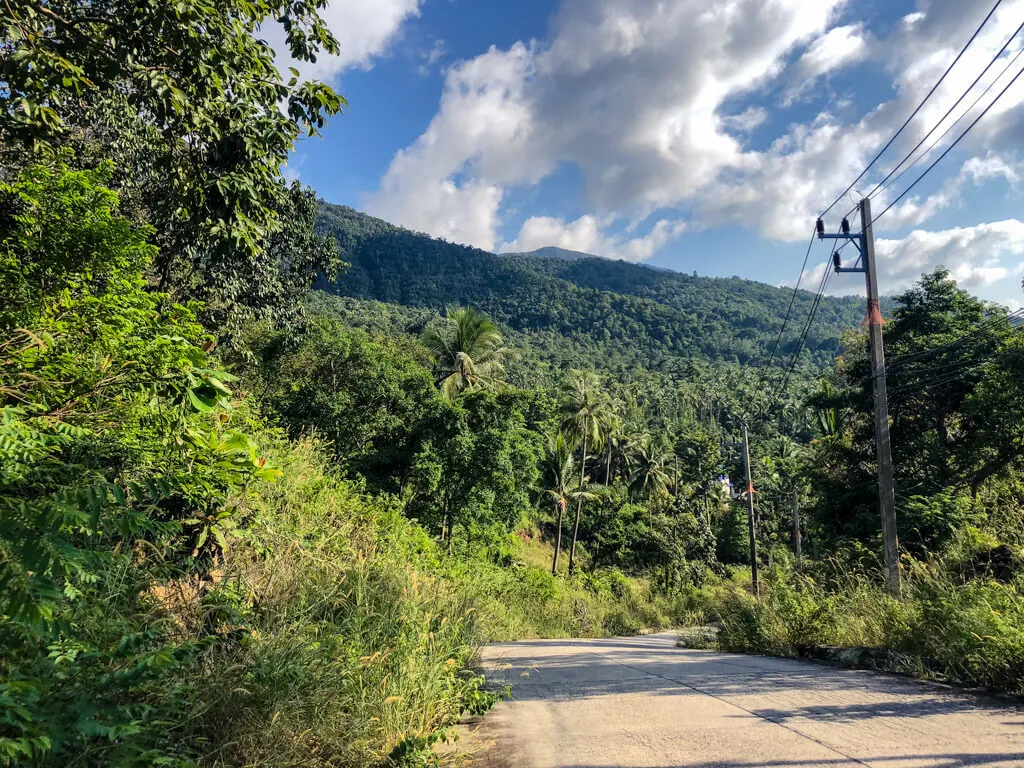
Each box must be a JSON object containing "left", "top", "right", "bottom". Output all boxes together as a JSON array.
[{"left": 699, "top": 541, "right": 1024, "bottom": 695}]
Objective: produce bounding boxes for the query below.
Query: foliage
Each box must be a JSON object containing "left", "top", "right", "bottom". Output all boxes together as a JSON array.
[
  {"left": 315, "top": 203, "right": 867, "bottom": 371},
  {"left": 0, "top": 163, "right": 278, "bottom": 765},
  {"left": 710, "top": 551, "right": 1024, "bottom": 695},
  {"left": 422, "top": 306, "right": 510, "bottom": 399},
  {"left": 249, "top": 315, "right": 441, "bottom": 490},
  {"left": 1, "top": 0, "right": 344, "bottom": 330},
  {"left": 807, "top": 269, "right": 1024, "bottom": 552}
]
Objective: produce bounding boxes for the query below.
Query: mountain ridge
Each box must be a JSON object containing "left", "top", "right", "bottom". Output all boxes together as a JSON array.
[
  {"left": 314, "top": 202, "right": 866, "bottom": 370},
  {"left": 503, "top": 245, "right": 604, "bottom": 262}
]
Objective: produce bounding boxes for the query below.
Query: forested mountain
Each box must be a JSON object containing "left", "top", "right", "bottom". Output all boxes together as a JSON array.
[
  {"left": 6, "top": 5, "right": 1024, "bottom": 768},
  {"left": 504, "top": 245, "right": 597, "bottom": 261},
  {"left": 316, "top": 202, "right": 866, "bottom": 368}
]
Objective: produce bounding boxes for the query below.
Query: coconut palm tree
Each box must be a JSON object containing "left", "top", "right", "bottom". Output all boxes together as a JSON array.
[
  {"left": 560, "top": 371, "right": 611, "bottom": 575},
  {"left": 627, "top": 435, "right": 673, "bottom": 502},
  {"left": 602, "top": 411, "right": 626, "bottom": 486},
  {"left": 539, "top": 432, "right": 596, "bottom": 575},
  {"left": 421, "top": 306, "right": 509, "bottom": 399}
]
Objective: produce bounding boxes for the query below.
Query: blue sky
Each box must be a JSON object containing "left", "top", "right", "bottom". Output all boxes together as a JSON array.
[{"left": 276, "top": 0, "right": 1024, "bottom": 307}]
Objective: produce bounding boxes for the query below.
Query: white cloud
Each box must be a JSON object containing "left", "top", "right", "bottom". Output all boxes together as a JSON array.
[
  {"left": 808, "top": 220, "right": 1024, "bottom": 299},
  {"left": 961, "top": 153, "right": 1021, "bottom": 185},
  {"left": 366, "top": 0, "right": 845, "bottom": 251},
  {"left": 796, "top": 23, "right": 869, "bottom": 80},
  {"left": 783, "top": 23, "right": 869, "bottom": 105},
  {"left": 875, "top": 220, "right": 1024, "bottom": 291},
  {"left": 263, "top": 0, "right": 423, "bottom": 81},
  {"left": 502, "top": 215, "right": 686, "bottom": 262},
  {"left": 722, "top": 107, "right": 768, "bottom": 134},
  {"left": 363, "top": 0, "right": 1024, "bottom": 272},
  {"left": 364, "top": 42, "right": 537, "bottom": 249},
  {"left": 418, "top": 39, "right": 447, "bottom": 76}
]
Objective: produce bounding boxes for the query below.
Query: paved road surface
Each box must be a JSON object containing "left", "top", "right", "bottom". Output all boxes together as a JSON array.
[{"left": 476, "top": 632, "right": 1024, "bottom": 768}]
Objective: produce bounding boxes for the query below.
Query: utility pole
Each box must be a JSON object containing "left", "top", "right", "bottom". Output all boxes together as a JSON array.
[
  {"left": 724, "top": 427, "right": 759, "bottom": 597},
  {"left": 791, "top": 488, "right": 802, "bottom": 569},
  {"left": 817, "top": 198, "right": 900, "bottom": 594},
  {"left": 741, "top": 425, "right": 759, "bottom": 597}
]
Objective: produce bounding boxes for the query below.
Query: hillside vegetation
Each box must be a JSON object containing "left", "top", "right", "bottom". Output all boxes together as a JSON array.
[
  {"left": 4, "top": 4, "right": 1024, "bottom": 768},
  {"left": 316, "top": 203, "right": 866, "bottom": 370}
]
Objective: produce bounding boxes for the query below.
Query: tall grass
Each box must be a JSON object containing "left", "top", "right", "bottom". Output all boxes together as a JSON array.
[
  {"left": 121, "top": 436, "right": 684, "bottom": 766},
  {"left": 699, "top": 542, "right": 1024, "bottom": 695}
]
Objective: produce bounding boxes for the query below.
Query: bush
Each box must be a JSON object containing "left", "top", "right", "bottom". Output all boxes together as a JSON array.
[{"left": 709, "top": 554, "right": 1024, "bottom": 694}]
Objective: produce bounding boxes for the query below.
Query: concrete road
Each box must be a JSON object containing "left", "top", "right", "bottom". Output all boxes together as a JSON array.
[{"left": 476, "top": 631, "right": 1024, "bottom": 768}]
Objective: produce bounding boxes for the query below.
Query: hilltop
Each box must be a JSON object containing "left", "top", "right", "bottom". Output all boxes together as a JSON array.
[{"left": 315, "top": 202, "right": 865, "bottom": 371}]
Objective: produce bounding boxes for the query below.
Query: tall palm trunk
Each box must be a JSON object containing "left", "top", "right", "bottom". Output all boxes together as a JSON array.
[
  {"left": 568, "top": 431, "right": 588, "bottom": 576},
  {"left": 605, "top": 442, "right": 612, "bottom": 486},
  {"left": 551, "top": 501, "right": 565, "bottom": 575}
]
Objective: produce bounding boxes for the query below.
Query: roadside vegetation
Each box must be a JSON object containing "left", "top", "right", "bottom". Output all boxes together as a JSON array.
[
  {"left": 674, "top": 272, "right": 1024, "bottom": 694},
  {"left": 3, "top": 3, "right": 1024, "bottom": 767}
]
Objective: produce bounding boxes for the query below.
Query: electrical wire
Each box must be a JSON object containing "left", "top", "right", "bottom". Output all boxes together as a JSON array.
[
  {"left": 863, "top": 20, "right": 1024, "bottom": 206},
  {"left": 889, "top": 362, "right": 994, "bottom": 393},
  {"left": 768, "top": 245, "right": 836, "bottom": 407},
  {"left": 819, "top": 0, "right": 1004, "bottom": 219},
  {"left": 756, "top": 227, "right": 818, "bottom": 402},
  {"left": 860, "top": 48, "right": 1024, "bottom": 220},
  {"left": 886, "top": 308, "right": 1024, "bottom": 365},
  {"left": 873, "top": 57, "right": 1024, "bottom": 225},
  {"left": 851, "top": 309, "right": 1024, "bottom": 387}
]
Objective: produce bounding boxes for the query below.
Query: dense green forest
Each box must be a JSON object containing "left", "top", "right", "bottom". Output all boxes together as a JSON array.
[
  {"left": 315, "top": 203, "right": 868, "bottom": 371},
  {"left": 3, "top": 3, "right": 1024, "bottom": 768}
]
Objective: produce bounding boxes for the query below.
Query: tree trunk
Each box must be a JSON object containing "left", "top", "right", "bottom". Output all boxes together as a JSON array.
[
  {"left": 568, "top": 432, "right": 588, "bottom": 576},
  {"left": 605, "top": 443, "right": 612, "bottom": 486},
  {"left": 552, "top": 501, "right": 565, "bottom": 575}
]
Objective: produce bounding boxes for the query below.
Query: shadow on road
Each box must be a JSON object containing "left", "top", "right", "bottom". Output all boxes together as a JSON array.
[{"left": 556, "top": 757, "right": 1024, "bottom": 768}]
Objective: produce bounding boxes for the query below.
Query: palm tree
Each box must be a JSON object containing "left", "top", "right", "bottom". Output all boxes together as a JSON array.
[
  {"left": 561, "top": 371, "right": 611, "bottom": 575},
  {"left": 421, "top": 306, "right": 509, "bottom": 399},
  {"left": 602, "top": 411, "right": 625, "bottom": 486},
  {"left": 627, "top": 435, "right": 673, "bottom": 502},
  {"left": 539, "top": 432, "right": 597, "bottom": 575}
]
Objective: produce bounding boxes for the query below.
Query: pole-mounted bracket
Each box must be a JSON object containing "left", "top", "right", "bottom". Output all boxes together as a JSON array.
[{"left": 816, "top": 222, "right": 865, "bottom": 270}]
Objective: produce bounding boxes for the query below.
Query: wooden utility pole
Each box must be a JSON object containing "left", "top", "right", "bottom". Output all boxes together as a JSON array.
[
  {"left": 818, "top": 199, "right": 900, "bottom": 594},
  {"left": 791, "top": 488, "right": 802, "bottom": 569},
  {"left": 741, "top": 425, "right": 759, "bottom": 597},
  {"left": 861, "top": 198, "right": 899, "bottom": 595}
]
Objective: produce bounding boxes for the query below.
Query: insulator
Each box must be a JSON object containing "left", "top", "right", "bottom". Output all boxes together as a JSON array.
[
  {"left": 833, "top": 253, "right": 842, "bottom": 270},
  {"left": 841, "top": 217, "right": 851, "bottom": 234},
  {"left": 816, "top": 218, "right": 825, "bottom": 237}
]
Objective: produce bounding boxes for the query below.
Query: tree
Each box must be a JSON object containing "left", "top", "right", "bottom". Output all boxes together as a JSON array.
[
  {"left": 560, "top": 371, "right": 612, "bottom": 574},
  {"left": 0, "top": 162, "right": 276, "bottom": 763},
  {"left": 408, "top": 392, "right": 538, "bottom": 553},
  {"left": 250, "top": 316, "right": 441, "bottom": 491},
  {"left": 806, "top": 268, "right": 1020, "bottom": 549},
  {"left": 422, "top": 307, "right": 510, "bottom": 399},
  {"left": 539, "top": 432, "right": 595, "bottom": 574},
  {"left": 1, "top": 0, "right": 345, "bottom": 329},
  {"left": 602, "top": 410, "right": 626, "bottom": 485},
  {"left": 627, "top": 435, "right": 673, "bottom": 502}
]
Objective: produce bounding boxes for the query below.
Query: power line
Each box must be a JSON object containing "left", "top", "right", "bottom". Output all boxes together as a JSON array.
[
  {"left": 886, "top": 308, "right": 1024, "bottom": 365},
  {"left": 889, "top": 362, "right": 993, "bottom": 393},
  {"left": 864, "top": 43, "right": 1024, "bottom": 212},
  {"left": 757, "top": 227, "right": 818, "bottom": 399},
  {"left": 886, "top": 315, "right": 1024, "bottom": 392},
  {"left": 819, "top": 0, "right": 1004, "bottom": 219},
  {"left": 864, "top": 19, "right": 1024, "bottom": 206},
  {"left": 873, "top": 57, "right": 1024, "bottom": 225},
  {"left": 851, "top": 309, "right": 1024, "bottom": 385},
  {"left": 768, "top": 246, "right": 836, "bottom": 406}
]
